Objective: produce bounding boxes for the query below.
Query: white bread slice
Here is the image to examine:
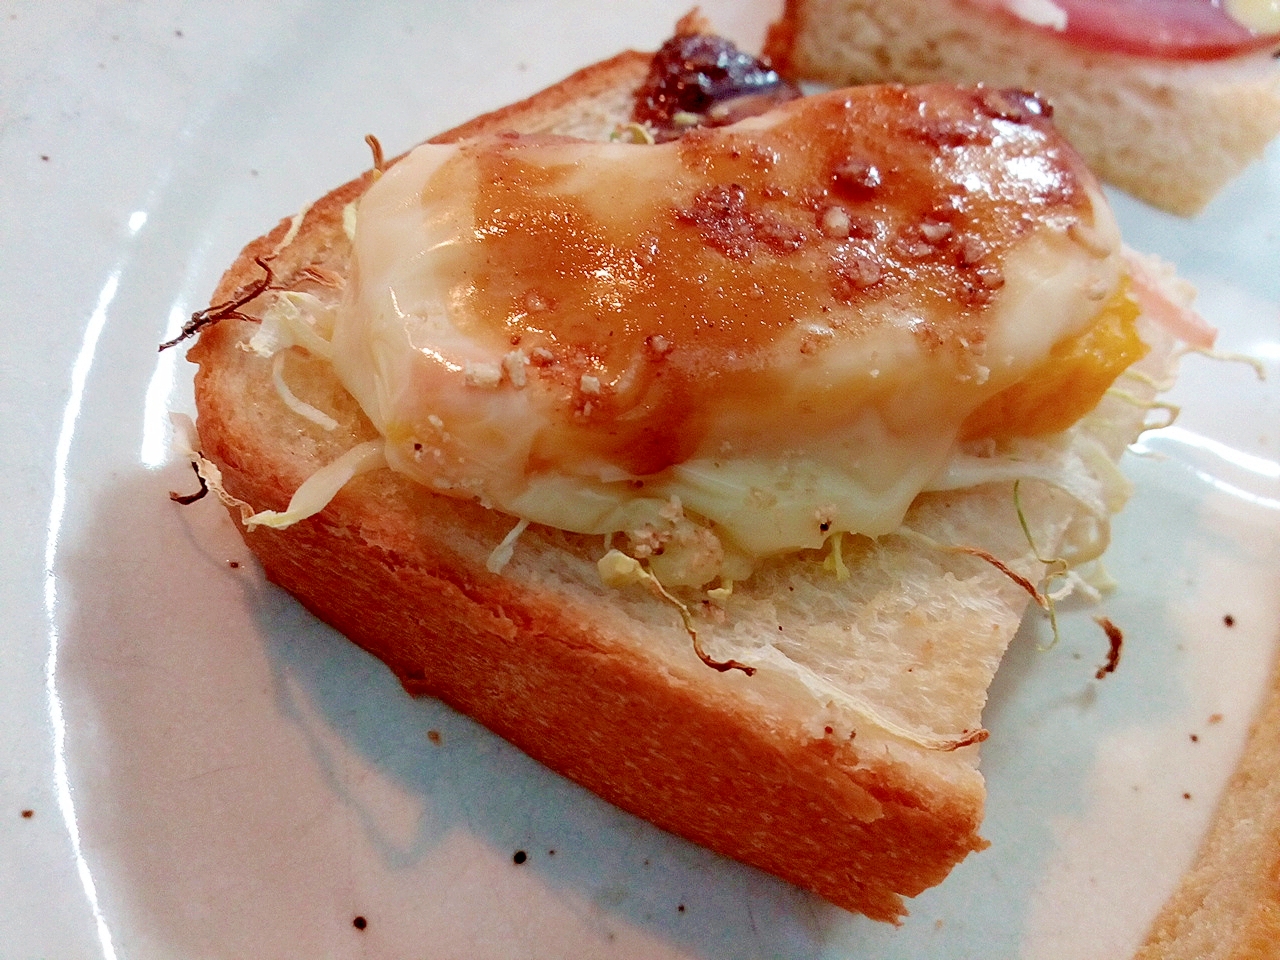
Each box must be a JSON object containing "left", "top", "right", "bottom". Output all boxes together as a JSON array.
[
  {"left": 1134, "top": 659, "right": 1280, "bottom": 959},
  {"left": 764, "top": 0, "right": 1280, "bottom": 216},
  {"left": 185, "top": 48, "right": 1178, "bottom": 922}
]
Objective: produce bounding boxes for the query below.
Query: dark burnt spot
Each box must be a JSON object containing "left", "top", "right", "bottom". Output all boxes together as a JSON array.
[
  {"left": 829, "top": 249, "right": 883, "bottom": 300},
  {"left": 634, "top": 32, "right": 800, "bottom": 141},
  {"left": 1094, "top": 617, "right": 1124, "bottom": 680},
  {"left": 513, "top": 849, "right": 528, "bottom": 864},
  {"left": 675, "top": 183, "right": 809, "bottom": 259},
  {"left": 977, "top": 87, "right": 1053, "bottom": 123},
  {"left": 832, "top": 158, "right": 882, "bottom": 196},
  {"left": 901, "top": 113, "right": 991, "bottom": 150}
]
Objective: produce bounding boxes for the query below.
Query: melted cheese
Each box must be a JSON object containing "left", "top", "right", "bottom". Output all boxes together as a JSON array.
[{"left": 331, "top": 85, "right": 1124, "bottom": 586}]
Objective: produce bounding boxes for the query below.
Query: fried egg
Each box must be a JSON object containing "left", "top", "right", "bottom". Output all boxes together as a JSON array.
[{"left": 330, "top": 84, "right": 1133, "bottom": 585}]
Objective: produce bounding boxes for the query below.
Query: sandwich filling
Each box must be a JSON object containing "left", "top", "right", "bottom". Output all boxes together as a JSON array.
[
  {"left": 964, "top": 0, "right": 1280, "bottom": 59},
  {"left": 323, "top": 83, "right": 1141, "bottom": 587}
]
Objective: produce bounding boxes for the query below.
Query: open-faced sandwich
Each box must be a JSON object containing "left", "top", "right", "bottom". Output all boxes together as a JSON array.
[{"left": 174, "top": 13, "right": 1219, "bottom": 926}]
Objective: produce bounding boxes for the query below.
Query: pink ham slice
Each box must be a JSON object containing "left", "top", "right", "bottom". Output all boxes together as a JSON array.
[{"left": 966, "top": 0, "right": 1280, "bottom": 60}]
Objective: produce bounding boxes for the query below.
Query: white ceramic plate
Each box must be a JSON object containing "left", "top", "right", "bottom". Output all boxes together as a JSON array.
[{"left": 3, "top": 2, "right": 1278, "bottom": 957}]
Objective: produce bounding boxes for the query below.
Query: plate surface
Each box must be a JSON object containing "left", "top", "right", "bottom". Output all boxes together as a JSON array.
[{"left": 2, "top": 2, "right": 1278, "bottom": 957}]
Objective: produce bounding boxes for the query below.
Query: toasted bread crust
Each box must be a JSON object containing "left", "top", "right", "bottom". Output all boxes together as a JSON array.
[{"left": 188, "top": 47, "right": 1174, "bottom": 924}]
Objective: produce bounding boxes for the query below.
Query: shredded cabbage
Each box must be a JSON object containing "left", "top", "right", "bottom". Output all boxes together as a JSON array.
[
  {"left": 342, "top": 202, "right": 358, "bottom": 243},
  {"left": 269, "top": 202, "right": 313, "bottom": 258},
  {"left": 742, "top": 644, "right": 988, "bottom": 752},
  {"left": 247, "top": 290, "right": 336, "bottom": 361},
  {"left": 487, "top": 518, "right": 530, "bottom": 573},
  {"left": 168, "top": 413, "right": 257, "bottom": 523},
  {"left": 244, "top": 440, "right": 387, "bottom": 530},
  {"left": 271, "top": 353, "right": 338, "bottom": 431},
  {"left": 822, "top": 532, "right": 851, "bottom": 581}
]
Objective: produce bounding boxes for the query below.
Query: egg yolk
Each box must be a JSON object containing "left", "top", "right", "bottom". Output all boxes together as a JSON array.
[{"left": 960, "top": 286, "right": 1148, "bottom": 441}]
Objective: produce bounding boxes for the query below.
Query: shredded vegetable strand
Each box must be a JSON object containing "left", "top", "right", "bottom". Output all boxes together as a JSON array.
[
  {"left": 1012, "top": 480, "right": 1067, "bottom": 647},
  {"left": 597, "top": 550, "right": 755, "bottom": 676},
  {"left": 893, "top": 524, "right": 1063, "bottom": 648},
  {"left": 247, "top": 290, "right": 335, "bottom": 361},
  {"left": 746, "top": 646, "right": 988, "bottom": 752},
  {"left": 1191, "top": 347, "right": 1267, "bottom": 381},
  {"left": 269, "top": 202, "right": 313, "bottom": 257},
  {"left": 245, "top": 440, "right": 387, "bottom": 530},
  {"left": 487, "top": 518, "right": 531, "bottom": 574},
  {"left": 271, "top": 352, "right": 339, "bottom": 431},
  {"left": 823, "top": 531, "right": 851, "bottom": 581},
  {"left": 1013, "top": 480, "right": 1069, "bottom": 575},
  {"left": 168, "top": 413, "right": 257, "bottom": 522}
]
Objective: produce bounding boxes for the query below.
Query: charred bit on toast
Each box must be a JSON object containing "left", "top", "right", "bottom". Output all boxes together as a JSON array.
[
  {"left": 169, "top": 460, "right": 209, "bottom": 505},
  {"left": 159, "top": 255, "right": 275, "bottom": 351},
  {"left": 632, "top": 16, "right": 800, "bottom": 141},
  {"left": 1094, "top": 616, "right": 1124, "bottom": 679},
  {"left": 364, "top": 133, "right": 387, "bottom": 175},
  {"left": 693, "top": 632, "right": 756, "bottom": 676},
  {"left": 948, "top": 728, "right": 989, "bottom": 749},
  {"left": 955, "top": 546, "right": 1047, "bottom": 609}
]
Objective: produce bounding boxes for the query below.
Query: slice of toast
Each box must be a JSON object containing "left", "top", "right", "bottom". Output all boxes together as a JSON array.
[
  {"left": 185, "top": 45, "right": 1179, "bottom": 921},
  {"left": 764, "top": 0, "right": 1280, "bottom": 216}
]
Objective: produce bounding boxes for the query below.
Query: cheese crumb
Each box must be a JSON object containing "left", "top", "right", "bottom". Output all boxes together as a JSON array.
[
  {"left": 646, "top": 335, "right": 672, "bottom": 357},
  {"left": 919, "top": 220, "right": 951, "bottom": 243},
  {"left": 598, "top": 549, "right": 647, "bottom": 587},
  {"left": 503, "top": 350, "right": 529, "bottom": 388},
  {"left": 821, "top": 206, "right": 851, "bottom": 238},
  {"left": 464, "top": 361, "right": 502, "bottom": 388}
]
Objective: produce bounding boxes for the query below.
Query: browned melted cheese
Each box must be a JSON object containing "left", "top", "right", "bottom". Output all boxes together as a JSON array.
[
  {"left": 438, "top": 85, "right": 1090, "bottom": 476},
  {"left": 332, "top": 82, "right": 1122, "bottom": 579}
]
